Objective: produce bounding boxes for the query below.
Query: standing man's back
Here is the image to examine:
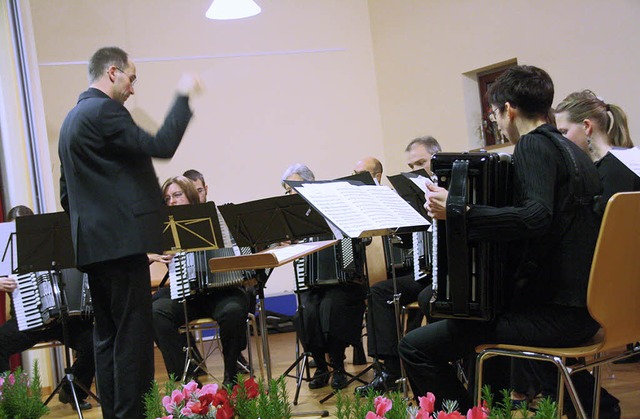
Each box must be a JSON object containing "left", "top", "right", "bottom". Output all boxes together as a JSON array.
[{"left": 58, "top": 46, "right": 202, "bottom": 418}]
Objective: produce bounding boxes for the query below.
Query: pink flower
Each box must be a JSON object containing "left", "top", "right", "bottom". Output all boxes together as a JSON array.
[
  {"left": 365, "top": 412, "right": 382, "bottom": 419},
  {"left": 466, "top": 405, "right": 488, "bottom": 419},
  {"left": 180, "top": 406, "right": 193, "bottom": 416},
  {"left": 182, "top": 380, "right": 199, "bottom": 398},
  {"left": 419, "top": 392, "right": 436, "bottom": 413},
  {"left": 415, "top": 410, "right": 432, "bottom": 419},
  {"left": 158, "top": 415, "right": 173, "bottom": 419},
  {"left": 374, "top": 396, "right": 393, "bottom": 416},
  {"left": 200, "top": 383, "right": 219, "bottom": 397},
  {"left": 8, "top": 374, "right": 15, "bottom": 385}
]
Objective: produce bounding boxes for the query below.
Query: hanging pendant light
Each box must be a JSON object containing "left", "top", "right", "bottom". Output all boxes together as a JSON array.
[{"left": 205, "top": 0, "right": 261, "bottom": 20}]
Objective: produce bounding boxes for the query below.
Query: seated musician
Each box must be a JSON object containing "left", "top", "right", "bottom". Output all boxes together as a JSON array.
[
  {"left": 0, "top": 206, "right": 95, "bottom": 411},
  {"left": 151, "top": 175, "right": 249, "bottom": 386},
  {"left": 355, "top": 139, "right": 441, "bottom": 396},
  {"left": 398, "top": 65, "right": 603, "bottom": 412},
  {"left": 284, "top": 163, "right": 367, "bottom": 390}
]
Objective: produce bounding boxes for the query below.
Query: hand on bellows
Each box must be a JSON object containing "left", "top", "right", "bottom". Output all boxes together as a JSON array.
[
  {"left": 177, "top": 73, "right": 204, "bottom": 97},
  {"left": 0, "top": 276, "right": 17, "bottom": 293},
  {"left": 424, "top": 182, "right": 448, "bottom": 220}
]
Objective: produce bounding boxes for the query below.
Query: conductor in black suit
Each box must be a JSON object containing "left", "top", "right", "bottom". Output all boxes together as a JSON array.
[{"left": 58, "top": 46, "right": 202, "bottom": 419}]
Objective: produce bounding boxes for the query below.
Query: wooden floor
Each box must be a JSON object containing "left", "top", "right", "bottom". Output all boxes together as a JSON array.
[{"left": 47, "top": 331, "right": 640, "bottom": 418}]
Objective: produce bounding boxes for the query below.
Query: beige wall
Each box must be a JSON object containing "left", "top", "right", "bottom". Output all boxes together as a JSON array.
[
  {"left": 31, "top": 0, "right": 384, "bottom": 207},
  {"left": 368, "top": 0, "right": 640, "bottom": 174}
]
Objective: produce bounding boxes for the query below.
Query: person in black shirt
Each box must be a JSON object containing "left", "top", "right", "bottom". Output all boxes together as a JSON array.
[
  {"left": 555, "top": 90, "right": 640, "bottom": 213},
  {"left": 399, "top": 65, "right": 603, "bottom": 411}
]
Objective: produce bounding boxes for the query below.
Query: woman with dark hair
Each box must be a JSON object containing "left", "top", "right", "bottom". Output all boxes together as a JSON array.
[
  {"left": 399, "top": 66, "right": 603, "bottom": 412},
  {"left": 555, "top": 90, "right": 640, "bottom": 213}
]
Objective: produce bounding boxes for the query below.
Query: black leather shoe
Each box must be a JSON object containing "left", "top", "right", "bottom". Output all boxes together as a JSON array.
[
  {"left": 58, "top": 388, "right": 92, "bottom": 410},
  {"left": 354, "top": 370, "right": 398, "bottom": 397},
  {"left": 331, "top": 370, "right": 349, "bottom": 390},
  {"left": 308, "top": 369, "right": 330, "bottom": 389}
]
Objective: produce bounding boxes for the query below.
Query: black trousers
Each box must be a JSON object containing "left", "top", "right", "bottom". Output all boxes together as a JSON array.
[
  {"left": 0, "top": 316, "right": 94, "bottom": 399},
  {"left": 367, "top": 276, "right": 427, "bottom": 360},
  {"left": 398, "top": 304, "right": 600, "bottom": 411},
  {"left": 152, "top": 287, "right": 248, "bottom": 383},
  {"left": 85, "top": 254, "right": 154, "bottom": 419}
]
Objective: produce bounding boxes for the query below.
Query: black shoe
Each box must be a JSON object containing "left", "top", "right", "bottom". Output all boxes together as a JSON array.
[
  {"left": 613, "top": 352, "right": 640, "bottom": 364},
  {"left": 354, "top": 370, "right": 398, "bottom": 397},
  {"left": 58, "top": 388, "right": 92, "bottom": 411},
  {"left": 331, "top": 370, "right": 349, "bottom": 390},
  {"left": 308, "top": 369, "right": 330, "bottom": 389}
]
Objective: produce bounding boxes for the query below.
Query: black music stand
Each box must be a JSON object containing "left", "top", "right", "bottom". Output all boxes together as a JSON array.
[
  {"left": 218, "top": 194, "right": 331, "bottom": 416},
  {"left": 284, "top": 178, "right": 429, "bottom": 403},
  {"left": 161, "top": 202, "right": 223, "bottom": 382},
  {"left": 15, "top": 212, "right": 99, "bottom": 418}
]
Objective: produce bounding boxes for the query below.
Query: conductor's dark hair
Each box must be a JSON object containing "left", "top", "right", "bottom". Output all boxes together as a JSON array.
[
  {"left": 7, "top": 205, "right": 34, "bottom": 222},
  {"left": 88, "top": 47, "right": 129, "bottom": 83},
  {"left": 487, "top": 65, "right": 554, "bottom": 119}
]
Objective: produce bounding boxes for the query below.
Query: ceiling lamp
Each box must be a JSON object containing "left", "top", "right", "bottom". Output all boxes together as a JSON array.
[{"left": 205, "top": 0, "right": 261, "bottom": 20}]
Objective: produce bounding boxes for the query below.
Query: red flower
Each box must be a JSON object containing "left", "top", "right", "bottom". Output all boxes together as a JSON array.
[
  {"left": 190, "top": 401, "right": 210, "bottom": 416},
  {"left": 466, "top": 405, "right": 488, "bottom": 419},
  {"left": 244, "top": 377, "right": 259, "bottom": 399},
  {"left": 216, "top": 403, "right": 234, "bottom": 419},
  {"left": 213, "top": 388, "right": 229, "bottom": 406}
]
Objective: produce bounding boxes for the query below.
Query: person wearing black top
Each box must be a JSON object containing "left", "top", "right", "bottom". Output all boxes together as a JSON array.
[
  {"left": 398, "top": 66, "right": 603, "bottom": 412},
  {"left": 555, "top": 89, "right": 640, "bottom": 213}
]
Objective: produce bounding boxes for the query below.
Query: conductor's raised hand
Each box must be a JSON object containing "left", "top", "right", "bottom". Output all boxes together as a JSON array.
[
  {"left": 176, "top": 73, "right": 204, "bottom": 98},
  {"left": 424, "top": 182, "right": 448, "bottom": 220}
]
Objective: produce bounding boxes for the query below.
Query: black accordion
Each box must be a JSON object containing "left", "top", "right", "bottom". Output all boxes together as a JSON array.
[
  {"left": 169, "top": 248, "right": 250, "bottom": 300},
  {"left": 295, "top": 238, "right": 366, "bottom": 289},
  {"left": 382, "top": 232, "right": 432, "bottom": 282},
  {"left": 12, "top": 268, "right": 92, "bottom": 331},
  {"left": 430, "top": 152, "right": 513, "bottom": 321}
]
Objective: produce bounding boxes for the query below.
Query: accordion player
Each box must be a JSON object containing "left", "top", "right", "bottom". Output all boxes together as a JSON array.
[{"left": 430, "top": 152, "right": 513, "bottom": 321}]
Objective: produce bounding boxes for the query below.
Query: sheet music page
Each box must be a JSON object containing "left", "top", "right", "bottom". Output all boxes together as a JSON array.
[
  {"left": 0, "top": 222, "right": 17, "bottom": 276},
  {"left": 610, "top": 147, "right": 640, "bottom": 178},
  {"left": 296, "top": 182, "right": 377, "bottom": 237},
  {"left": 296, "top": 182, "right": 429, "bottom": 237},
  {"left": 402, "top": 172, "right": 432, "bottom": 193}
]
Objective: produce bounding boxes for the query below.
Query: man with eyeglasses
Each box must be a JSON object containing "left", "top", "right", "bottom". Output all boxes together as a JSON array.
[{"left": 58, "top": 46, "right": 202, "bottom": 419}]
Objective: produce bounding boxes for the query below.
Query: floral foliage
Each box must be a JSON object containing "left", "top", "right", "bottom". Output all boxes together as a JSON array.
[
  {"left": 145, "top": 375, "right": 291, "bottom": 419},
  {"left": 0, "top": 362, "right": 49, "bottom": 418}
]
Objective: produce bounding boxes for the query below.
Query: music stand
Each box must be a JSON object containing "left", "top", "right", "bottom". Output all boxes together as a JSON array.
[
  {"left": 218, "top": 194, "right": 332, "bottom": 416},
  {"left": 15, "top": 212, "right": 100, "bottom": 418},
  {"left": 161, "top": 202, "right": 223, "bottom": 382}
]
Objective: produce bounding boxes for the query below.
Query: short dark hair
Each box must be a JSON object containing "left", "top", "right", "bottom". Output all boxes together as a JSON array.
[
  {"left": 7, "top": 205, "right": 34, "bottom": 222},
  {"left": 487, "top": 65, "right": 554, "bottom": 119},
  {"left": 405, "top": 136, "right": 442, "bottom": 154},
  {"left": 183, "top": 169, "right": 206, "bottom": 186},
  {"left": 88, "top": 47, "right": 129, "bottom": 83}
]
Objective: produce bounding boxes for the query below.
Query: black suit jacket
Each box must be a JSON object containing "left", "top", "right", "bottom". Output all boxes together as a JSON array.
[{"left": 58, "top": 88, "right": 193, "bottom": 267}]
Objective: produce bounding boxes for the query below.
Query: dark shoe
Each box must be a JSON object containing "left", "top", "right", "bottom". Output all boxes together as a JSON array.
[
  {"left": 308, "top": 369, "right": 330, "bottom": 389},
  {"left": 331, "top": 370, "right": 349, "bottom": 390},
  {"left": 613, "top": 352, "right": 640, "bottom": 364},
  {"left": 354, "top": 370, "right": 399, "bottom": 397},
  {"left": 58, "top": 388, "right": 92, "bottom": 410}
]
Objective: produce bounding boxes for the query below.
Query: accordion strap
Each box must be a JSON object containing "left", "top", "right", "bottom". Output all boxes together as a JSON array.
[{"left": 446, "top": 159, "right": 471, "bottom": 316}]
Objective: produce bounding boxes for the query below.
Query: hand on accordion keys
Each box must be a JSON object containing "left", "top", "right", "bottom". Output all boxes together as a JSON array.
[{"left": 425, "top": 182, "right": 449, "bottom": 220}]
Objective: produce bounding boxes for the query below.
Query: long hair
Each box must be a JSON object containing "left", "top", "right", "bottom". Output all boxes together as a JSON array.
[{"left": 555, "top": 90, "right": 633, "bottom": 148}]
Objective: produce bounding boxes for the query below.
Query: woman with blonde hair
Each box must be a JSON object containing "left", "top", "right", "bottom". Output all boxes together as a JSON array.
[{"left": 555, "top": 90, "right": 640, "bottom": 212}]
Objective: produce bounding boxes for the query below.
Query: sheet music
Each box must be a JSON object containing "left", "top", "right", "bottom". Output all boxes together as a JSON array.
[
  {"left": 0, "top": 222, "right": 17, "bottom": 276},
  {"left": 610, "top": 147, "right": 640, "bottom": 178},
  {"left": 295, "top": 182, "right": 429, "bottom": 238},
  {"left": 402, "top": 172, "right": 432, "bottom": 193}
]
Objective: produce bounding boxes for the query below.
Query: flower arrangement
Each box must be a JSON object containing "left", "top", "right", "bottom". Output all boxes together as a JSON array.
[
  {"left": 144, "top": 375, "right": 291, "bottom": 419},
  {"left": 336, "top": 386, "right": 557, "bottom": 419},
  {"left": 0, "top": 362, "right": 49, "bottom": 419}
]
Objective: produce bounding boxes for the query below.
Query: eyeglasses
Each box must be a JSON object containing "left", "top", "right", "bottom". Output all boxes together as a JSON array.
[
  {"left": 164, "top": 191, "right": 184, "bottom": 203},
  {"left": 116, "top": 67, "right": 137, "bottom": 86}
]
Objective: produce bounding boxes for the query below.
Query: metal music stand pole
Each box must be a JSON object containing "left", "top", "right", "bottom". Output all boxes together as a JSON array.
[
  {"left": 42, "top": 265, "right": 100, "bottom": 418},
  {"left": 387, "top": 235, "right": 409, "bottom": 400}
]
